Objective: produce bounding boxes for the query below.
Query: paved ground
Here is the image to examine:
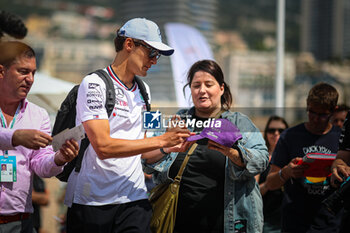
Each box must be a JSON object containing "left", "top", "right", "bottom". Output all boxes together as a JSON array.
[{"left": 41, "top": 177, "right": 63, "bottom": 233}]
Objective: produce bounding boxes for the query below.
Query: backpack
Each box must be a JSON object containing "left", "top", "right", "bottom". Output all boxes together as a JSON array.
[{"left": 52, "top": 69, "right": 151, "bottom": 182}]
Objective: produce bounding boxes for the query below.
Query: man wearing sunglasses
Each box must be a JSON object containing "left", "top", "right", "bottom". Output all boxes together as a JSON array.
[
  {"left": 266, "top": 83, "right": 342, "bottom": 233},
  {"left": 64, "top": 18, "right": 191, "bottom": 233}
]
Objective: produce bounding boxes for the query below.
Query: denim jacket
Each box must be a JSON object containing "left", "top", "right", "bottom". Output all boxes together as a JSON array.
[{"left": 144, "top": 108, "right": 269, "bottom": 233}]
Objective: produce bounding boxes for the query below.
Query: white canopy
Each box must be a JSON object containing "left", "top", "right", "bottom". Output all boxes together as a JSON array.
[
  {"left": 30, "top": 72, "right": 75, "bottom": 95},
  {"left": 28, "top": 72, "right": 76, "bottom": 118}
]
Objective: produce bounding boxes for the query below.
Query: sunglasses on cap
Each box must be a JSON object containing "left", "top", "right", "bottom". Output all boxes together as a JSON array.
[
  {"left": 266, "top": 128, "right": 285, "bottom": 134},
  {"left": 133, "top": 40, "right": 161, "bottom": 60}
]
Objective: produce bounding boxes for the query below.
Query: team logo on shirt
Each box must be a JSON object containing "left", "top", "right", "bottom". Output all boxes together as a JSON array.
[
  {"left": 86, "top": 91, "right": 102, "bottom": 97},
  {"left": 116, "top": 88, "right": 124, "bottom": 98},
  {"left": 88, "top": 83, "right": 100, "bottom": 89},
  {"left": 143, "top": 110, "right": 162, "bottom": 129},
  {"left": 87, "top": 99, "right": 102, "bottom": 104},
  {"left": 89, "top": 104, "right": 103, "bottom": 110}
]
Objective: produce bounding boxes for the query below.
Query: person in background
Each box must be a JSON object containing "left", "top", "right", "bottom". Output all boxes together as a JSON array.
[
  {"left": 266, "top": 82, "right": 342, "bottom": 233},
  {"left": 31, "top": 174, "right": 49, "bottom": 233},
  {"left": 330, "top": 104, "right": 349, "bottom": 129},
  {"left": 0, "top": 10, "right": 27, "bottom": 41},
  {"left": 56, "top": 183, "right": 67, "bottom": 233},
  {"left": 144, "top": 59, "right": 269, "bottom": 233},
  {"left": 256, "top": 116, "right": 288, "bottom": 233},
  {"left": 331, "top": 110, "right": 350, "bottom": 233},
  {"left": 0, "top": 41, "right": 79, "bottom": 233}
]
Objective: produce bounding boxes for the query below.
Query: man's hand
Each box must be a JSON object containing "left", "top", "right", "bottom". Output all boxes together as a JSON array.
[
  {"left": 159, "top": 116, "right": 191, "bottom": 148},
  {"left": 159, "top": 115, "right": 191, "bottom": 147},
  {"left": 12, "top": 129, "right": 52, "bottom": 150},
  {"left": 160, "top": 128, "right": 191, "bottom": 148},
  {"left": 54, "top": 139, "right": 79, "bottom": 166},
  {"left": 163, "top": 140, "right": 195, "bottom": 153},
  {"left": 331, "top": 158, "right": 350, "bottom": 186},
  {"left": 282, "top": 157, "right": 309, "bottom": 179}
]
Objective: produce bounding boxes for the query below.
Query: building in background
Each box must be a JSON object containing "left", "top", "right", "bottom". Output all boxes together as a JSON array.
[
  {"left": 28, "top": 36, "right": 114, "bottom": 83},
  {"left": 224, "top": 51, "right": 296, "bottom": 108},
  {"left": 118, "top": 0, "right": 218, "bottom": 105},
  {"left": 301, "top": 0, "right": 350, "bottom": 61}
]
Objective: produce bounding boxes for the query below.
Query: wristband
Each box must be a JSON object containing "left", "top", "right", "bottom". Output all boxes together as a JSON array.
[
  {"left": 160, "top": 148, "right": 167, "bottom": 155},
  {"left": 279, "top": 169, "right": 287, "bottom": 183}
]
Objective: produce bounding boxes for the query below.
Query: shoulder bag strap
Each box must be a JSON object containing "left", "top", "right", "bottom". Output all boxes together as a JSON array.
[
  {"left": 174, "top": 143, "right": 198, "bottom": 183},
  {"left": 172, "top": 109, "right": 224, "bottom": 181},
  {"left": 94, "top": 69, "right": 116, "bottom": 117}
]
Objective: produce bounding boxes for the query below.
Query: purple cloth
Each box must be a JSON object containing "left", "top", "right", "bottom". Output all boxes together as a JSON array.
[
  {"left": 187, "top": 118, "right": 242, "bottom": 147},
  {"left": 0, "top": 99, "right": 63, "bottom": 215}
]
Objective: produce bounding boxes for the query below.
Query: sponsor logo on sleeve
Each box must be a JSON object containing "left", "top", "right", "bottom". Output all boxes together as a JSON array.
[
  {"left": 89, "top": 104, "right": 103, "bottom": 110},
  {"left": 86, "top": 92, "right": 102, "bottom": 97},
  {"left": 87, "top": 99, "right": 103, "bottom": 104},
  {"left": 88, "top": 83, "right": 100, "bottom": 89}
]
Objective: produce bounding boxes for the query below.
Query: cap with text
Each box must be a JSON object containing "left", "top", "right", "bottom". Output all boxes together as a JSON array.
[
  {"left": 118, "top": 18, "right": 174, "bottom": 56},
  {"left": 187, "top": 118, "right": 242, "bottom": 148}
]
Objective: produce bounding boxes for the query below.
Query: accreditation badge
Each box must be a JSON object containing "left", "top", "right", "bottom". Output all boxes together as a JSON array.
[{"left": 0, "top": 155, "right": 17, "bottom": 182}]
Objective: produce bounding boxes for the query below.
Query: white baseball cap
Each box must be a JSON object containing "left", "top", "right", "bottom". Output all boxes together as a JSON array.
[{"left": 118, "top": 18, "right": 174, "bottom": 56}]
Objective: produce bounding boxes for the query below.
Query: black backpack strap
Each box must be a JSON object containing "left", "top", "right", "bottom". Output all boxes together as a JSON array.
[
  {"left": 135, "top": 76, "right": 151, "bottom": 111},
  {"left": 94, "top": 69, "right": 116, "bottom": 117},
  {"left": 74, "top": 69, "right": 116, "bottom": 173}
]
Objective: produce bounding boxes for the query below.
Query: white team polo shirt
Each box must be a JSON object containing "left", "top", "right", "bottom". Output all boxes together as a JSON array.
[{"left": 65, "top": 66, "right": 150, "bottom": 206}]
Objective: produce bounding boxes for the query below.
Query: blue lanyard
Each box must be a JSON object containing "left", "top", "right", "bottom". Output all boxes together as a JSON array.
[{"left": 0, "top": 103, "right": 21, "bottom": 158}]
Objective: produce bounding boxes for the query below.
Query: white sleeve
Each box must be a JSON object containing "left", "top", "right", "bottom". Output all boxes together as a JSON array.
[
  {"left": 144, "top": 81, "right": 151, "bottom": 104},
  {"left": 76, "top": 73, "right": 108, "bottom": 123}
]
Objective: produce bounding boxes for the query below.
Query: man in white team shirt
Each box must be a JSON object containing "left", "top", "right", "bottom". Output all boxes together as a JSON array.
[{"left": 65, "top": 18, "right": 191, "bottom": 233}]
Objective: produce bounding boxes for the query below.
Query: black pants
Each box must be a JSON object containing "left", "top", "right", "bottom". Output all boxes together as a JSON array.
[
  {"left": 0, "top": 218, "right": 36, "bottom": 233},
  {"left": 339, "top": 205, "right": 350, "bottom": 233},
  {"left": 66, "top": 199, "right": 152, "bottom": 233},
  {"left": 306, "top": 204, "right": 343, "bottom": 233}
]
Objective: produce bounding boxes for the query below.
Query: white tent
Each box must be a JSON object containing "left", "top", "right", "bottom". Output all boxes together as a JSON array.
[
  {"left": 28, "top": 72, "right": 76, "bottom": 120},
  {"left": 30, "top": 72, "right": 75, "bottom": 95}
]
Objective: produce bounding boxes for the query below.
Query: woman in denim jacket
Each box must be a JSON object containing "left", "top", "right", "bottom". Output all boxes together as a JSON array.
[{"left": 143, "top": 60, "right": 269, "bottom": 233}]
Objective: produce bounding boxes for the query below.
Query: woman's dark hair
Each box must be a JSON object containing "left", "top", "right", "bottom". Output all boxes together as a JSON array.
[
  {"left": 184, "top": 59, "right": 233, "bottom": 110},
  {"left": 0, "top": 11, "right": 27, "bottom": 40},
  {"left": 263, "top": 115, "right": 289, "bottom": 150}
]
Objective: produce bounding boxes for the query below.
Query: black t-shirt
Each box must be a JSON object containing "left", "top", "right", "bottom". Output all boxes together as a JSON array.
[
  {"left": 169, "top": 116, "right": 225, "bottom": 233},
  {"left": 339, "top": 111, "right": 350, "bottom": 151},
  {"left": 31, "top": 174, "right": 46, "bottom": 229},
  {"left": 271, "top": 123, "right": 341, "bottom": 233},
  {"left": 258, "top": 164, "right": 283, "bottom": 226}
]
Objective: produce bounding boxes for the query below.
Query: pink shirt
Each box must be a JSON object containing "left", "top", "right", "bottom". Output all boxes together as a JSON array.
[{"left": 0, "top": 99, "right": 63, "bottom": 215}]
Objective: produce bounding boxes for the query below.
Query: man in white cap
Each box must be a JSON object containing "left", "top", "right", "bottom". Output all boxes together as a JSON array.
[{"left": 65, "top": 18, "right": 191, "bottom": 233}]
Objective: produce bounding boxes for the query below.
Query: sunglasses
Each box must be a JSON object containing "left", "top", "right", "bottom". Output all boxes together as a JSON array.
[
  {"left": 266, "top": 128, "right": 285, "bottom": 134},
  {"left": 133, "top": 40, "right": 161, "bottom": 60}
]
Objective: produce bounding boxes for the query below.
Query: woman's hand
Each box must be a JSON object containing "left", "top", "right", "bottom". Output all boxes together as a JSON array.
[{"left": 207, "top": 140, "right": 245, "bottom": 167}]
